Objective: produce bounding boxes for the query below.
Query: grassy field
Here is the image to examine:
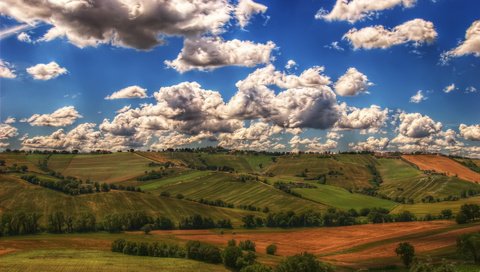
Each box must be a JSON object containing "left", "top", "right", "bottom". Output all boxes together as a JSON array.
[
  {"left": 47, "top": 153, "right": 155, "bottom": 183},
  {"left": 0, "top": 174, "right": 257, "bottom": 227},
  {"left": 0, "top": 250, "right": 229, "bottom": 272},
  {"left": 265, "top": 154, "right": 375, "bottom": 189},
  {"left": 152, "top": 171, "right": 328, "bottom": 212},
  {"left": 294, "top": 184, "right": 398, "bottom": 210},
  {"left": 0, "top": 153, "right": 48, "bottom": 173},
  {"left": 138, "top": 170, "right": 214, "bottom": 191},
  {"left": 391, "top": 196, "right": 480, "bottom": 216}
]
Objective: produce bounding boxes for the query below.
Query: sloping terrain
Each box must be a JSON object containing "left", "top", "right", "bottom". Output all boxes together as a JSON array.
[{"left": 402, "top": 154, "right": 480, "bottom": 183}]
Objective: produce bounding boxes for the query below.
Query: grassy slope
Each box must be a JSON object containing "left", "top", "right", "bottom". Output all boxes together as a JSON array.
[
  {"left": 266, "top": 154, "right": 375, "bottom": 189},
  {"left": 294, "top": 184, "right": 398, "bottom": 211},
  {"left": 391, "top": 196, "right": 480, "bottom": 216},
  {"left": 0, "top": 250, "right": 228, "bottom": 272},
  {"left": 0, "top": 174, "right": 257, "bottom": 227},
  {"left": 151, "top": 172, "right": 328, "bottom": 212},
  {"left": 377, "top": 158, "right": 480, "bottom": 202},
  {"left": 138, "top": 170, "right": 213, "bottom": 191},
  {"left": 0, "top": 153, "right": 48, "bottom": 173},
  {"left": 47, "top": 153, "right": 155, "bottom": 183}
]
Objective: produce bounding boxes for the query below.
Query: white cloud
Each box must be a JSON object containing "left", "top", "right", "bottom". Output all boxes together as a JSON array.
[
  {"left": 235, "top": 0, "right": 267, "bottom": 28},
  {"left": 22, "top": 106, "right": 82, "bottom": 127},
  {"left": 443, "top": 83, "right": 456, "bottom": 93},
  {"left": 285, "top": 59, "right": 297, "bottom": 70},
  {"left": 1, "top": 0, "right": 233, "bottom": 50},
  {"left": 410, "top": 90, "right": 427, "bottom": 103},
  {"left": 17, "top": 32, "right": 32, "bottom": 43},
  {"left": 316, "top": 0, "right": 416, "bottom": 23},
  {"left": 336, "top": 104, "right": 389, "bottom": 133},
  {"left": 0, "top": 23, "right": 33, "bottom": 40},
  {"left": 165, "top": 37, "right": 275, "bottom": 72},
  {"left": 397, "top": 112, "right": 442, "bottom": 138},
  {"left": 26, "top": 61, "right": 67, "bottom": 80},
  {"left": 218, "top": 121, "right": 285, "bottom": 151},
  {"left": 4, "top": 117, "right": 16, "bottom": 124},
  {"left": 334, "top": 67, "right": 373, "bottom": 96},
  {"left": 105, "top": 85, "right": 148, "bottom": 100},
  {"left": 324, "top": 41, "right": 344, "bottom": 51},
  {"left": 0, "top": 123, "right": 18, "bottom": 148},
  {"left": 466, "top": 86, "right": 478, "bottom": 93},
  {"left": 459, "top": 124, "right": 480, "bottom": 141},
  {"left": 441, "top": 20, "right": 480, "bottom": 63},
  {"left": 0, "top": 60, "right": 16, "bottom": 79},
  {"left": 344, "top": 19, "right": 437, "bottom": 50},
  {"left": 349, "top": 137, "right": 389, "bottom": 151},
  {"left": 289, "top": 135, "right": 337, "bottom": 153}
]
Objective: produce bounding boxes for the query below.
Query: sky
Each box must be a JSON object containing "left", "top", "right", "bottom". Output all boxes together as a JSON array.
[{"left": 0, "top": 0, "right": 479, "bottom": 156}]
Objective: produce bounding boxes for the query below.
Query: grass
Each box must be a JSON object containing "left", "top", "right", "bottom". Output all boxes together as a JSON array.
[
  {"left": 0, "top": 174, "right": 257, "bottom": 227},
  {"left": 47, "top": 153, "right": 155, "bottom": 183},
  {"left": 154, "top": 172, "right": 328, "bottom": 212},
  {"left": 0, "top": 250, "right": 228, "bottom": 272},
  {"left": 391, "top": 196, "right": 480, "bottom": 216},
  {"left": 139, "top": 170, "right": 214, "bottom": 191},
  {"left": 0, "top": 153, "right": 48, "bottom": 173},
  {"left": 376, "top": 158, "right": 480, "bottom": 202},
  {"left": 294, "top": 184, "right": 398, "bottom": 211}
]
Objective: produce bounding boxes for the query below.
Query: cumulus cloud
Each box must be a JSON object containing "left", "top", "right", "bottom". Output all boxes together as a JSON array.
[
  {"left": 235, "top": 0, "right": 267, "bottom": 28},
  {"left": 26, "top": 61, "right": 67, "bottom": 80},
  {"left": 285, "top": 60, "right": 297, "bottom": 70},
  {"left": 334, "top": 67, "right": 373, "bottom": 96},
  {"left": 4, "top": 117, "right": 16, "bottom": 124},
  {"left": 0, "top": 60, "right": 16, "bottom": 79},
  {"left": 336, "top": 104, "right": 389, "bottom": 133},
  {"left": 22, "top": 106, "right": 82, "bottom": 127},
  {"left": 289, "top": 135, "right": 337, "bottom": 153},
  {"left": 0, "top": 123, "right": 18, "bottom": 148},
  {"left": 410, "top": 90, "right": 427, "bottom": 103},
  {"left": 17, "top": 32, "right": 32, "bottom": 43},
  {"left": 344, "top": 19, "right": 437, "bottom": 50},
  {"left": 105, "top": 85, "right": 148, "bottom": 100},
  {"left": 443, "top": 83, "right": 456, "bottom": 93},
  {"left": 441, "top": 21, "right": 480, "bottom": 64},
  {"left": 165, "top": 37, "right": 275, "bottom": 72},
  {"left": 397, "top": 112, "right": 442, "bottom": 138},
  {"left": 1, "top": 0, "right": 234, "bottom": 50},
  {"left": 316, "top": 0, "right": 416, "bottom": 23},
  {"left": 218, "top": 121, "right": 286, "bottom": 150},
  {"left": 349, "top": 137, "right": 389, "bottom": 151},
  {"left": 459, "top": 124, "right": 480, "bottom": 141},
  {"left": 324, "top": 41, "right": 344, "bottom": 51}
]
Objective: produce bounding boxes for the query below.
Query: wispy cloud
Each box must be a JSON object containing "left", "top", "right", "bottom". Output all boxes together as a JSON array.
[{"left": 0, "top": 24, "right": 35, "bottom": 40}]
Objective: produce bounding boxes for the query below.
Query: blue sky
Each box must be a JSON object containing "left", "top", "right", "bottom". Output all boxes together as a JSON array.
[{"left": 0, "top": 0, "right": 479, "bottom": 156}]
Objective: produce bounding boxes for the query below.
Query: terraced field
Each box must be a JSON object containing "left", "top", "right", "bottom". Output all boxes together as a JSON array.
[
  {"left": 294, "top": 184, "right": 398, "bottom": 210},
  {"left": 402, "top": 154, "right": 480, "bottom": 183},
  {"left": 47, "top": 153, "right": 155, "bottom": 183},
  {"left": 266, "top": 154, "right": 375, "bottom": 189},
  {"left": 377, "top": 158, "right": 480, "bottom": 201},
  {"left": 154, "top": 172, "right": 328, "bottom": 212},
  {"left": 0, "top": 174, "right": 256, "bottom": 227}
]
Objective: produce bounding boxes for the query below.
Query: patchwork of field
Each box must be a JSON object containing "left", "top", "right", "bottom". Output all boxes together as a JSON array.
[
  {"left": 0, "top": 153, "right": 48, "bottom": 173},
  {"left": 402, "top": 154, "right": 480, "bottom": 183},
  {"left": 0, "top": 174, "right": 256, "bottom": 226},
  {"left": 391, "top": 196, "right": 480, "bottom": 216}
]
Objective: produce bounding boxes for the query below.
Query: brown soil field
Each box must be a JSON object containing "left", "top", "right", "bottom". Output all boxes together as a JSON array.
[
  {"left": 402, "top": 154, "right": 480, "bottom": 183},
  {"left": 152, "top": 221, "right": 454, "bottom": 256}
]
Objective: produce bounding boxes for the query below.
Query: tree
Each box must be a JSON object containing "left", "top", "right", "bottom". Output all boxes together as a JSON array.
[
  {"left": 440, "top": 209, "right": 453, "bottom": 219},
  {"left": 141, "top": 224, "right": 152, "bottom": 235},
  {"left": 266, "top": 244, "right": 277, "bottom": 255},
  {"left": 456, "top": 212, "right": 468, "bottom": 224},
  {"left": 242, "top": 215, "right": 258, "bottom": 229},
  {"left": 240, "top": 263, "right": 272, "bottom": 272},
  {"left": 275, "top": 252, "right": 333, "bottom": 272},
  {"left": 48, "top": 211, "right": 65, "bottom": 233},
  {"left": 395, "top": 242, "right": 415, "bottom": 267},
  {"left": 457, "top": 233, "right": 480, "bottom": 264},
  {"left": 239, "top": 240, "right": 256, "bottom": 252},
  {"left": 222, "top": 246, "right": 244, "bottom": 269}
]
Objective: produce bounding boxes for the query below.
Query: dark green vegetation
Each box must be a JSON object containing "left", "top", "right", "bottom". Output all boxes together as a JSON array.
[{"left": 2, "top": 150, "right": 480, "bottom": 270}]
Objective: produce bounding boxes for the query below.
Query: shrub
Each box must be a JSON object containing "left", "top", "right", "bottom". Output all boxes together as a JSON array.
[
  {"left": 395, "top": 242, "right": 415, "bottom": 267},
  {"left": 185, "top": 240, "right": 222, "bottom": 264},
  {"left": 239, "top": 240, "right": 256, "bottom": 252},
  {"left": 266, "top": 244, "right": 277, "bottom": 255},
  {"left": 240, "top": 263, "right": 273, "bottom": 272},
  {"left": 222, "top": 246, "right": 244, "bottom": 269},
  {"left": 275, "top": 252, "right": 333, "bottom": 272}
]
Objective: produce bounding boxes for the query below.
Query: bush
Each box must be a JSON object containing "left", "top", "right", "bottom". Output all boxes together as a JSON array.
[
  {"left": 239, "top": 240, "right": 256, "bottom": 252},
  {"left": 275, "top": 252, "right": 333, "bottom": 272},
  {"left": 222, "top": 246, "right": 244, "bottom": 269},
  {"left": 141, "top": 224, "right": 152, "bottom": 234},
  {"left": 266, "top": 244, "right": 277, "bottom": 255},
  {"left": 395, "top": 242, "right": 415, "bottom": 267},
  {"left": 185, "top": 240, "right": 222, "bottom": 264},
  {"left": 240, "top": 263, "right": 273, "bottom": 272}
]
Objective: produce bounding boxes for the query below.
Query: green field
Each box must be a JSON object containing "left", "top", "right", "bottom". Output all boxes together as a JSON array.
[
  {"left": 139, "top": 170, "right": 214, "bottom": 191},
  {"left": 294, "top": 184, "right": 398, "bottom": 210},
  {"left": 391, "top": 196, "right": 480, "bottom": 216},
  {"left": 0, "top": 174, "right": 257, "bottom": 227},
  {"left": 0, "top": 250, "right": 228, "bottom": 272}
]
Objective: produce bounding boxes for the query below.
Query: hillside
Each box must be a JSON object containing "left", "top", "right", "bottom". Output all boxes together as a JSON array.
[{"left": 402, "top": 154, "right": 480, "bottom": 183}]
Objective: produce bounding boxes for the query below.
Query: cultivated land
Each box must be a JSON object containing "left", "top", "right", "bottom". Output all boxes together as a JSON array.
[
  {"left": 2, "top": 151, "right": 480, "bottom": 270},
  {"left": 402, "top": 154, "right": 480, "bottom": 183}
]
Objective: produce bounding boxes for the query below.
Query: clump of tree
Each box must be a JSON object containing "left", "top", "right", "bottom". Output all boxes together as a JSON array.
[
  {"left": 103, "top": 212, "right": 173, "bottom": 233},
  {"left": 137, "top": 170, "right": 171, "bottom": 181},
  {"left": 198, "top": 198, "right": 235, "bottom": 208},
  {"left": 47, "top": 212, "right": 96, "bottom": 233},
  {"left": 457, "top": 232, "right": 480, "bottom": 264},
  {"left": 186, "top": 240, "right": 222, "bottom": 263},
  {"left": 409, "top": 257, "right": 456, "bottom": 272},
  {"left": 179, "top": 215, "right": 231, "bottom": 229},
  {"left": 222, "top": 243, "right": 257, "bottom": 270},
  {"left": 112, "top": 239, "right": 185, "bottom": 258},
  {"left": 275, "top": 252, "right": 333, "bottom": 272},
  {"left": 395, "top": 242, "right": 415, "bottom": 268},
  {"left": 273, "top": 182, "right": 316, "bottom": 197},
  {"left": 0, "top": 212, "right": 41, "bottom": 236},
  {"left": 266, "top": 244, "right": 277, "bottom": 255},
  {"left": 456, "top": 204, "right": 480, "bottom": 224},
  {"left": 239, "top": 240, "right": 256, "bottom": 252}
]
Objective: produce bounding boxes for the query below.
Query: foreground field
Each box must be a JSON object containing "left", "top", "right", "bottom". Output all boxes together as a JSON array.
[{"left": 402, "top": 155, "right": 480, "bottom": 183}]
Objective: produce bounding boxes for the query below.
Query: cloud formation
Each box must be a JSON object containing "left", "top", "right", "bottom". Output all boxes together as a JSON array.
[
  {"left": 441, "top": 20, "right": 480, "bottom": 63},
  {"left": 26, "top": 61, "right": 67, "bottom": 80},
  {"left": 397, "top": 112, "right": 442, "bottom": 138},
  {"left": 410, "top": 90, "right": 427, "bottom": 103},
  {"left": 22, "top": 106, "right": 82, "bottom": 127},
  {"left": 0, "top": 123, "right": 18, "bottom": 148},
  {"left": 0, "top": 0, "right": 234, "bottom": 50},
  {"left": 336, "top": 104, "right": 388, "bottom": 133},
  {"left": 443, "top": 84, "right": 456, "bottom": 93},
  {"left": 0, "top": 60, "right": 16, "bottom": 78},
  {"left": 105, "top": 85, "right": 148, "bottom": 100},
  {"left": 165, "top": 37, "right": 275, "bottom": 72},
  {"left": 316, "top": 0, "right": 416, "bottom": 23},
  {"left": 235, "top": 0, "right": 268, "bottom": 28},
  {"left": 459, "top": 124, "right": 480, "bottom": 141},
  {"left": 349, "top": 137, "right": 389, "bottom": 151},
  {"left": 334, "top": 67, "right": 372, "bottom": 96},
  {"left": 344, "top": 19, "right": 437, "bottom": 49}
]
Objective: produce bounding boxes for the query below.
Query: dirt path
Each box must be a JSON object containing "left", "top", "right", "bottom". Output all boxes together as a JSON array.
[{"left": 402, "top": 155, "right": 480, "bottom": 183}]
